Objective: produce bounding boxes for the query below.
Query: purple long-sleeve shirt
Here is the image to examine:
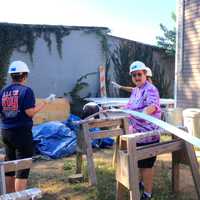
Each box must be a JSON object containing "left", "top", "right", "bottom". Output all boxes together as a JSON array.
[{"left": 125, "top": 81, "right": 161, "bottom": 144}]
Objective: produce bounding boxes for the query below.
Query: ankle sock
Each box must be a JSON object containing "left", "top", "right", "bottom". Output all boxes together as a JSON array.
[{"left": 144, "top": 192, "right": 152, "bottom": 198}]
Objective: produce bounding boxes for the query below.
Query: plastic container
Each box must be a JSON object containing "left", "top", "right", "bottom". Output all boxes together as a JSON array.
[
  {"left": 183, "top": 108, "right": 200, "bottom": 137},
  {"left": 164, "top": 108, "right": 184, "bottom": 126}
]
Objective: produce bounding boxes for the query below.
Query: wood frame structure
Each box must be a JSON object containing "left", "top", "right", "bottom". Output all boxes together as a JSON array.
[
  {"left": 116, "top": 132, "right": 200, "bottom": 200},
  {"left": 76, "top": 116, "right": 130, "bottom": 186},
  {"left": 0, "top": 158, "right": 42, "bottom": 200}
]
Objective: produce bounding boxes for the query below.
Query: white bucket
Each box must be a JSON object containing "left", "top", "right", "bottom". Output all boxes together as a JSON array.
[
  {"left": 183, "top": 108, "right": 200, "bottom": 138},
  {"left": 164, "top": 108, "right": 184, "bottom": 126}
]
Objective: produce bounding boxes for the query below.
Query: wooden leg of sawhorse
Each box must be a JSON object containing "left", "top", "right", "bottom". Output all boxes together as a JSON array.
[
  {"left": 76, "top": 152, "right": 83, "bottom": 174},
  {"left": 113, "top": 136, "right": 120, "bottom": 168},
  {"left": 127, "top": 138, "right": 140, "bottom": 200},
  {"left": 116, "top": 182, "right": 127, "bottom": 200},
  {"left": 113, "top": 118, "right": 130, "bottom": 169},
  {"left": 184, "top": 143, "right": 200, "bottom": 199},
  {"left": 83, "top": 124, "right": 97, "bottom": 186},
  {"left": 172, "top": 151, "right": 180, "bottom": 193},
  {"left": 172, "top": 142, "right": 200, "bottom": 199},
  {"left": 116, "top": 137, "right": 140, "bottom": 200}
]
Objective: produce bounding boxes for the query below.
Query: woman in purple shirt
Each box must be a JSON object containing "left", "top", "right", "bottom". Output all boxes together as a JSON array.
[{"left": 125, "top": 61, "right": 161, "bottom": 200}]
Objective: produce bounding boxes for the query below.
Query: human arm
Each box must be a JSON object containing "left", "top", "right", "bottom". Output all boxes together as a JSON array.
[
  {"left": 143, "top": 87, "right": 160, "bottom": 115},
  {"left": 120, "top": 86, "right": 133, "bottom": 93},
  {"left": 25, "top": 94, "right": 56, "bottom": 118},
  {"left": 25, "top": 101, "right": 47, "bottom": 118},
  {"left": 143, "top": 105, "right": 157, "bottom": 115},
  {"left": 111, "top": 81, "right": 132, "bottom": 93}
]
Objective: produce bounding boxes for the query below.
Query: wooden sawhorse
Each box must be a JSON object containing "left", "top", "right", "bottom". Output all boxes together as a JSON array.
[
  {"left": 116, "top": 131, "right": 200, "bottom": 200},
  {"left": 76, "top": 117, "right": 130, "bottom": 186},
  {"left": 0, "top": 158, "right": 42, "bottom": 199}
]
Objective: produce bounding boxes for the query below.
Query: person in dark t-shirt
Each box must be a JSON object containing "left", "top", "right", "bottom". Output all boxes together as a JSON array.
[{"left": 0, "top": 61, "right": 48, "bottom": 193}]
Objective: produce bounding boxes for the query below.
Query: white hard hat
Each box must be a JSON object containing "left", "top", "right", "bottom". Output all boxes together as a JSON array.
[
  {"left": 8, "top": 61, "right": 30, "bottom": 74},
  {"left": 146, "top": 67, "right": 152, "bottom": 77},
  {"left": 129, "top": 61, "right": 147, "bottom": 75}
]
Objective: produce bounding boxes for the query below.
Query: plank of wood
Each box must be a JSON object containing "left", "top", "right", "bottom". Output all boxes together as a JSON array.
[
  {"left": 0, "top": 165, "right": 6, "bottom": 195},
  {"left": 184, "top": 142, "right": 200, "bottom": 199},
  {"left": 113, "top": 118, "right": 129, "bottom": 168},
  {"left": 109, "top": 109, "right": 200, "bottom": 147},
  {"left": 82, "top": 124, "right": 97, "bottom": 186},
  {"left": 76, "top": 127, "right": 84, "bottom": 174},
  {"left": 137, "top": 140, "right": 184, "bottom": 160},
  {"left": 122, "top": 118, "right": 130, "bottom": 135},
  {"left": 116, "top": 182, "right": 127, "bottom": 200},
  {"left": 88, "top": 118, "right": 123, "bottom": 129},
  {"left": 113, "top": 136, "right": 121, "bottom": 169},
  {"left": 68, "top": 174, "right": 84, "bottom": 184},
  {"left": 76, "top": 153, "right": 83, "bottom": 174},
  {"left": 4, "top": 158, "right": 32, "bottom": 173},
  {"left": 127, "top": 138, "right": 140, "bottom": 200},
  {"left": 172, "top": 151, "right": 180, "bottom": 193},
  {"left": 0, "top": 188, "right": 42, "bottom": 200},
  {"left": 90, "top": 129, "right": 123, "bottom": 139},
  {"left": 116, "top": 150, "right": 129, "bottom": 189}
]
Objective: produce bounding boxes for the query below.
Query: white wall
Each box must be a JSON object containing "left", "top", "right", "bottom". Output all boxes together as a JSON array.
[{"left": 9, "top": 30, "right": 105, "bottom": 98}]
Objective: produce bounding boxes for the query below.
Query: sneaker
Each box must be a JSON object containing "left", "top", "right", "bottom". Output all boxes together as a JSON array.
[{"left": 140, "top": 192, "right": 152, "bottom": 200}]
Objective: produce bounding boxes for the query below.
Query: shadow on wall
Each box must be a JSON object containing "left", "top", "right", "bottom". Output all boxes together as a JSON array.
[
  {"left": 106, "top": 39, "right": 175, "bottom": 98},
  {"left": 64, "top": 72, "right": 97, "bottom": 116}
]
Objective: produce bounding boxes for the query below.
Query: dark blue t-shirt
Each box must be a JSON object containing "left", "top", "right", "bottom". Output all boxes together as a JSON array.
[{"left": 0, "top": 83, "right": 35, "bottom": 129}]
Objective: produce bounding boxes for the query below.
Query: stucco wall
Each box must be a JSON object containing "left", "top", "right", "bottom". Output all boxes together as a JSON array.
[
  {"left": 9, "top": 30, "right": 105, "bottom": 98},
  {"left": 2, "top": 24, "right": 175, "bottom": 101}
]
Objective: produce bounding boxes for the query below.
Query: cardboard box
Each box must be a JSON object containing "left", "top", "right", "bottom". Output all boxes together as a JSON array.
[{"left": 33, "top": 98, "right": 70, "bottom": 124}]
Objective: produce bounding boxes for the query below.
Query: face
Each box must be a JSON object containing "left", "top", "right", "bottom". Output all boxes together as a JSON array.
[{"left": 131, "top": 70, "right": 147, "bottom": 87}]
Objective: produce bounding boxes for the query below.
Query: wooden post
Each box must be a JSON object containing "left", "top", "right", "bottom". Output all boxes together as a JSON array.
[
  {"left": 74, "top": 117, "right": 129, "bottom": 185},
  {"left": 0, "top": 164, "right": 6, "bottom": 195},
  {"left": 116, "top": 132, "right": 200, "bottom": 200},
  {"left": 76, "top": 152, "right": 83, "bottom": 174},
  {"left": 127, "top": 138, "right": 140, "bottom": 200},
  {"left": 184, "top": 142, "right": 200, "bottom": 199},
  {"left": 116, "top": 182, "right": 127, "bottom": 200},
  {"left": 113, "top": 136, "right": 120, "bottom": 168},
  {"left": 99, "top": 65, "right": 107, "bottom": 97},
  {"left": 172, "top": 151, "right": 180, "bottom": 193},
  {"left": 76, "top": 127, "right": 84, "bottom": 174},
  {"left": 82, "top": 123, "right": 97, "bottom": 186},
  {"left": 113, "top": 118, "right": 130, "bottom": 168}
]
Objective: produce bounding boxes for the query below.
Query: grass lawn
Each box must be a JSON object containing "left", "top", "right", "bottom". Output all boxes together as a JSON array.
[{"left": 29, "top": 147, "right": 198, "bottom": 200}]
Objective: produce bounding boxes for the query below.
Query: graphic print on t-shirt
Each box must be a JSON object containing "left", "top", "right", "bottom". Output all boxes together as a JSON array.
[{"left": 2, "top": 90, "right": 19, "bottom": 118}]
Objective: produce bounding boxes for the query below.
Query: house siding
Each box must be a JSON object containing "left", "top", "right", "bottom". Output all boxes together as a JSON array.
[{"left": 176, "top": 0, "right": 200, "bottom": 108}]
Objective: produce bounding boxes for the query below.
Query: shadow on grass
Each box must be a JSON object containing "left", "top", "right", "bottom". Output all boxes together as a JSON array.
[{"left": 29, "top": 151, "right": 198, "bottom": 200}]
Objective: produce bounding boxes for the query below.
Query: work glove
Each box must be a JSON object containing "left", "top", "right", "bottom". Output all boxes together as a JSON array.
[
  {"left": 45, "top": 94, "right": 56, "bottom": 103},
  {"left": 111, "top": 81, "right": 121, "bottom": 89}
]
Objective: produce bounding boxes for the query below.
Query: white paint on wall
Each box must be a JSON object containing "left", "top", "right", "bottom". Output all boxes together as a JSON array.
[{"left": 9, "top": 30, "right": 105, "bottom": 98}]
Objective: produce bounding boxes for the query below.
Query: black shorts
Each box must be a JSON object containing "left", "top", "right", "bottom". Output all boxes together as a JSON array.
[
  {"left": 1, "top": 126, "right": 33, "bottom": 179},
  {"left": 137, "top": 141, "right": 159, "bottom": 168}
]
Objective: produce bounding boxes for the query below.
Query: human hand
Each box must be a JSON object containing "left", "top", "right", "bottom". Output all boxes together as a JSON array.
[
  {"left": 45, "top": 94, "right": 56, "bottom": 103},
  {"left": 111, "top": 81, "right": 121, "bottom": 89}
]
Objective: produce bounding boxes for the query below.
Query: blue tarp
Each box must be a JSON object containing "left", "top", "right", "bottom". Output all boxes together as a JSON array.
[
  {"left": 32, "top": 121, "right": 77, "bottom": 159},
  {"left": 32, "top": 114, "right": 114, "bottom": 159}
]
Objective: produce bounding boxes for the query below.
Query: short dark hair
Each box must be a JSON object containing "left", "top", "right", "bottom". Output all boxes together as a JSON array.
[
  {"left": 11, "top": 72, "right": 28, "bottom": 82},
  {"left": 82, "top": 103, "right": 100, "bottom": 119}
]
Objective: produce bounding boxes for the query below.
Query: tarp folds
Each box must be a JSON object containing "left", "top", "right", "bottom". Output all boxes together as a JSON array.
[{"left": 32, "top": 115, "right": 114, "bottom": 159}]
